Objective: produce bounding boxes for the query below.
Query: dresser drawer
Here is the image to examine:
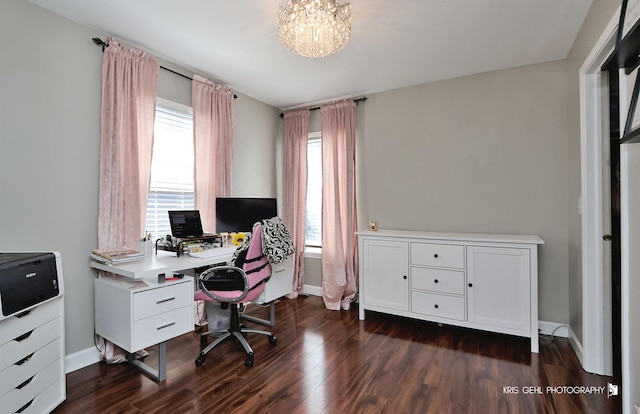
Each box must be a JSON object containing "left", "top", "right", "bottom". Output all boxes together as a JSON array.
[
  {"left": 411, "top": 243, "right": 464, "bottom": 269},
  {"left": 132, "top": 306, "right": 193, "bottom": 351},
  {"left": 0, "top": 317, "right": 61, "bottom": 372},
  {"left": 411, "top": 267, "right": 465, "bottom": 295},
  {"left": 133, "top": 282, "right": 193, "bottom": 321},
  {"left": 0, "top": 358, "right": 62, "bottom": 413},
  {"left": 6, "top": 378, "right": 64, "bottom": 414},
  {"left": 0, "top": 298, "right": 61, "bottom": 346},
  {"left": 412, "top": 291, "right": 465, "bottom": 321},
  {"left": 0, "top": 338, "right": 62, "bottom": 397}
]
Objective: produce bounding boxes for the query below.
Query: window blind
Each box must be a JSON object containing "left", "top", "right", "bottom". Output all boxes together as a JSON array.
[{"left": 145, "top": 104, "right": 194, "bottom": 240}]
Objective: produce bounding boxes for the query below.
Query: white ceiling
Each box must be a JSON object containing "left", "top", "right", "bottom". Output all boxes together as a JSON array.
[{"left": 29, "top": 0, "right": 593, "bottom": 110}]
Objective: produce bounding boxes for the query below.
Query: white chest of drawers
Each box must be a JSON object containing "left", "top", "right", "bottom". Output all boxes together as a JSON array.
[
  {"left": 0, "top": 297, "right": 65, "bottom": 414},
  {"left": 357, "top": 230, "right": 544, "bottom": 353}
]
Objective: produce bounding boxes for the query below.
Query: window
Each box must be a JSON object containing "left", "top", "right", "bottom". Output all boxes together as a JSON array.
[
  {"left": 145, "top": 100, "right": 194, "bottom": 240},
  {"left": 305, "top": 132, "right": 322, "bottom": 247}
]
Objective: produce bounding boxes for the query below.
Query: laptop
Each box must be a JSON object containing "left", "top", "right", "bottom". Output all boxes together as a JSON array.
[{"left": 168, "top": 210, "right": 204, "bottom": 238}]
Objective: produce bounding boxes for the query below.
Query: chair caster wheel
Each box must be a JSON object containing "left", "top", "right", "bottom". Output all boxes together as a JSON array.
[
  {"left": 269, "top": 334, "right": 278, "bottom": 345},
  {"left": 245, "top": 354, "right": 254, "bottom": 367},
  {"left": 200, "top": 335, "right": 208, "bottom": 347},
  {"left": 195, "top": 354, "right": 206, "bottom": 367}
]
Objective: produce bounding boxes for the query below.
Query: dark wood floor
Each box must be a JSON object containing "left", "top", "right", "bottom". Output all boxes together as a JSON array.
[{"left": 54, "top": 295, "right": 621, "bottom": 413}]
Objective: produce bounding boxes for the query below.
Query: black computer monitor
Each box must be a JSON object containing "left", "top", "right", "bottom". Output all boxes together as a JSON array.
[{"left": 215, "top": 198, "right": 277, "bottom": 233}]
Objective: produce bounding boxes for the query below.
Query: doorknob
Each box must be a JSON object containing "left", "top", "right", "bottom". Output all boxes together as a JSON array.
[{"left": 603, "top": 234, "right": 613, "bottom": 241}]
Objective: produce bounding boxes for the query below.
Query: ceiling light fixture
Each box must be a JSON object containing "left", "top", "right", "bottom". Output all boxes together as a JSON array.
[{"left": 278, "top": 0, "right": 352, "bottom": 58}]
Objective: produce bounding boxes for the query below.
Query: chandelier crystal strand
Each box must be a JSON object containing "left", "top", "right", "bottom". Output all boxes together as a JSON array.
[{"left": 278, "top": 0, "right": 352, "bottom": 58}]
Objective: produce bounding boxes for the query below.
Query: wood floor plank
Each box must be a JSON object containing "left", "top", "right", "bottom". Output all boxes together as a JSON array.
[{"left": 53, "top": 296, "right": 621, "bottom": 414}]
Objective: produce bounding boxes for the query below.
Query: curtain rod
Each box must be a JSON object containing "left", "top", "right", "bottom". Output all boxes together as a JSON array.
[
  {"left": 92, "top": 37, "right": 237, "bottom": 99},
  {"left": 278, "top": 97, "right": 368, "bottom": 118}
]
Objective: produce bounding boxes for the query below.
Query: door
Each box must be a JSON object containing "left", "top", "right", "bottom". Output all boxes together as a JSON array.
[{"left": 580, "top": 16, "right": 618, "bottom": 376}]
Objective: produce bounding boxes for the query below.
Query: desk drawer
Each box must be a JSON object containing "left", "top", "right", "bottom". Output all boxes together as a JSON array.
[
  {"left": 412, "top": 291, "right": 465, "bottom": 321},
  {"left": 133, "top": 282, "right": 192, "bottom": 321},
  {"left": 0, "top": 317, "right": 61, "bottom": 372},
  {"left": 132, "top": 306, "right": 192, "bottom": 351},
  {"left": 411, "top": 243, "right": 464, "bottom": 269},
  {"left": 259, "top": 256, "right": 293, "bottom": 303},
  {"left": 411, "top": 267, "right": 465, "bottom": 295}
]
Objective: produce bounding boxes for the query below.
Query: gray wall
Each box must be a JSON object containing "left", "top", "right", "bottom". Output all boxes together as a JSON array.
[
  {"left": 302, "top": 62, "right": 571, "bottom": 324},
  {"left": 303, "top": 62, "right": 573, "bottom": 326},
  {"left": 356, "top": 62, "right": 570, "bottom": 323},
  {"left": 0, "top": 0, "right": 280, "bottom": 355},
  {"left": 0, "top": 0, "right": 102, "bottom": 357}
]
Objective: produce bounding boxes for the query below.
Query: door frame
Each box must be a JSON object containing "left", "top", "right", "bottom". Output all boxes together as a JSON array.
[{"left": 579, "top": 6, "right": 620, "bottom": 376}]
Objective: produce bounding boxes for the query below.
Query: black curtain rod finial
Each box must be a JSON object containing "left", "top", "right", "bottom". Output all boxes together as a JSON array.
[{"left": 92, "top": 37, "right": 108, "bottom": 51}]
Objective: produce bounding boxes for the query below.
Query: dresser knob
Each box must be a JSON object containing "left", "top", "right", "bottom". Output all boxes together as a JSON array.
[
  {"left": 434, "top": 279, "right": 439, "bottom": 284},
  {"left": 434, "top": 254, "right": 439, "bottom": 258},
  {"left": 403, "top": 275, "right": 407, "bottom": 280},
  {"left": 434, "top": 304, "right": 439, "bottom": 309},
  {"left": 468, "top": 283, "right": 473, "bottom": 288}
]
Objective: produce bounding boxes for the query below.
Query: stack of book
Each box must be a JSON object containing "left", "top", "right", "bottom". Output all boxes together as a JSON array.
[{"left": 90, "top": 248, "right": 145, "bottom": 264}]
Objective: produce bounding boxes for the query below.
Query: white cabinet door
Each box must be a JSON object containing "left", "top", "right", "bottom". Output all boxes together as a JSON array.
[
  {"left": 467, "top": 246, "right": 530, "bottom": 331},
  {"left": 363, "top": 239, "right": 409, "bottom": 312}
]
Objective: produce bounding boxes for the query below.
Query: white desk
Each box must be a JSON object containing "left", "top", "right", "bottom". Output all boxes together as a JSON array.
[
  {"left": 90, "top": 246, "right": 236, "bottom": 280},
  {"left": 92, "top": 247, "right": 292, "bottom": 381},
  {"left": 92, "top": 248, "right": 234, "bottom": 382}
]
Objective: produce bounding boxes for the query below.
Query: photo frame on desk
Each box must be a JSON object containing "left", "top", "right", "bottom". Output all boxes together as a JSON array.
[{"left": 619, "top": 0, "right": 640, "bottom": 42}]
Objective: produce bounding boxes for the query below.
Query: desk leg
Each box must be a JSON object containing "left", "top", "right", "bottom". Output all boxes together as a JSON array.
[
  {"left": 240, "top": 302, "right": 276, "bottom": 327},
  {"left": 128, "top": 341, "right": 167, "bottom": 382}
]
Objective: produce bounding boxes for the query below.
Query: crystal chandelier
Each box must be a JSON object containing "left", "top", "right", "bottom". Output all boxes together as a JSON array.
[{"left": 278, "top": 0, "right": 352, "bottom": 58}]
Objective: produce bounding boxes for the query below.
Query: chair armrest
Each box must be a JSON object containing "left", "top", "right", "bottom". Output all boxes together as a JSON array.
[{"left": 198, "top": 266, "right": 249, "bottom": 303}]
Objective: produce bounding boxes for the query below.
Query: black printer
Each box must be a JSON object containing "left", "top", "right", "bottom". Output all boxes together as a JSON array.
[{"left": 0, "top": 252, "right": 61, "bottom": 319}]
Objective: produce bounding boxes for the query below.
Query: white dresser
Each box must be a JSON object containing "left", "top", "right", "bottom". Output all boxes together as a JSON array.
[
  {"left": 357, "top": 230, "right": 544, "bottom": 353},
  {"left": 0, "top": 252, "right": 65, "bottom": 414}
]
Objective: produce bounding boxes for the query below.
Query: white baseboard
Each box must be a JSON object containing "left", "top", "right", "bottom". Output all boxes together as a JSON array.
[
  {"left": 568, "top": 325, "right": 584, "bottom": 366},
  {"left": 65, "top": 345, "right": 101, "bottom": 374},
  {"left": 301, "top": 284, "right": 322, "bottom": 297},
  {"left": 538, "top": 320, "right": 569, "bottom": 338},
  {"left": 537, "top": 322, "right": 584, "bottom": 367}
]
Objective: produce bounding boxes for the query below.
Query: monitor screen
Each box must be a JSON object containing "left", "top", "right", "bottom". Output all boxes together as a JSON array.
[
  {"left": 168, "top": 210, "right": 204, "bottom": 238},
  {"left": 216, "top": 198, "right": 277, "bottom": 233}
]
